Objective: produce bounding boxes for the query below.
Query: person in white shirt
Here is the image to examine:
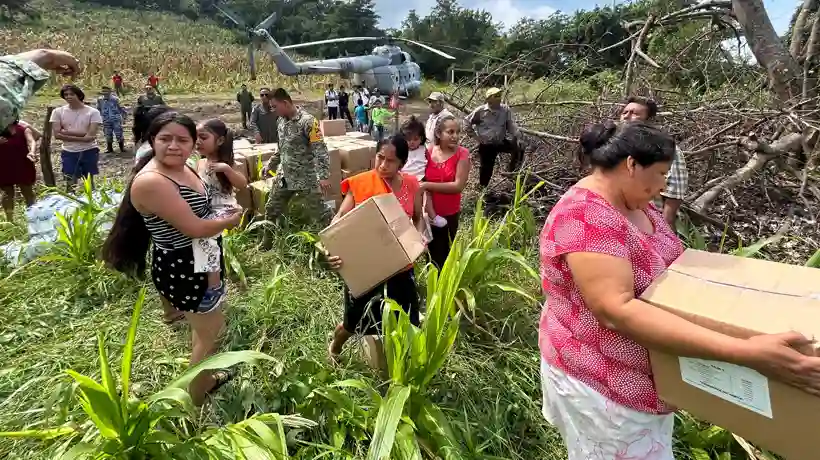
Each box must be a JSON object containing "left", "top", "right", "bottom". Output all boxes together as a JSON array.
[
  {"left": 424, "top": 92, "right": 452, "bottom": 147},
  {"left": 399, "top": 115, "right": 447, "bottom": 229},
  {"left": 50, "top": 84, "right": 103, "bottom": 191},
  {"left": 325, "top": 83, "right": 339, "bottom": 120}
]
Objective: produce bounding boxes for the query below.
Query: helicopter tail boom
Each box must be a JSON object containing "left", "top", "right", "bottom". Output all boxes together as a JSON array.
[{"left": 254, "top": 29, "right": 300, "bottom": 76}]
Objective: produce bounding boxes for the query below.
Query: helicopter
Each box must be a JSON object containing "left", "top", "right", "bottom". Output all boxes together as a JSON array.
[
  {"left": 256, "top": 34, "right": 456, "bottom": 97},
  {"left": 211, "top": 2, "right": 455, "bottom": 97}
]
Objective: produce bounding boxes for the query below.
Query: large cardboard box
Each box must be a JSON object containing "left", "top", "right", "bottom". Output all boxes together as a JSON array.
[
  {"left": 340, "top": 144, "right": 377, "bottom": 173},
  {"left": 321, "top": 119, "right": 347, "bottom": 137},
  {"left": 240, "top": 144, "right": 278, "bottom": 181},
  {"left": 233, "top": 138, "right": 253, "bottom": 150},
  {"left": 641, "top": 249, "right": 820, "bottom": 460},
  {"left": 325, "top": 148, "right": 343, "bottom": 206},
  {"left": 319, "top": 193, "right": 425, "bottom": 298},
  {"left": 346, "top": 131, "right": 372, "bottom": 140}
]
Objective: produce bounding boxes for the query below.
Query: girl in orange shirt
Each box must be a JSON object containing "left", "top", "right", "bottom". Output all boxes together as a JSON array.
[{"left": 326, "top": 135, "right": 426, "bottom": 361}]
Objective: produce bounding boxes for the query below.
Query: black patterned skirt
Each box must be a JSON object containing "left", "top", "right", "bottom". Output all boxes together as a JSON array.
[
  {"left": 150, "top": 238, "right": 224, "bottom": 313},
  {"left": 343, "top": 268, "right": 420, "bottom": 335}
]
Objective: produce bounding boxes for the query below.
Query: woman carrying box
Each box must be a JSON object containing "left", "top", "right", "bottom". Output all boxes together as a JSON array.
[
  {"left": 539, "top": 120, "right": 820, "bottom": 459},
  {"left": 326, "top": 134, "right": 427, "bottom": 362}
]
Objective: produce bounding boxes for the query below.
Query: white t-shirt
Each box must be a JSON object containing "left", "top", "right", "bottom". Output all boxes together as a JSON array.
[
  {"left": 425, "top": 108, "right": 453, "bottom": 146},
  {"left": 325, "top": 90, "right": 339, "bottom": 108},
  {"left": 50, "top": 105, "right": 102, "bottom": 152},
  {"left": 401, "top": 146, "right": 427, "bottom": 180},
  {"left": 369, "top": 95, "right": 384, "bottom": 106}
]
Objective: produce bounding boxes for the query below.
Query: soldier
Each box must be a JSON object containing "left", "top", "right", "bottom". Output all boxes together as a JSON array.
[
  {"left": 259, "top": 88, "right": 332, "bottom": 250},
  {"left": 1, "top": 49, "right": 82, "bottom": 135},
  {"left": 236, "top": 84, "right": 254, "bottom": 130},
  {"left": 249, "top": 87, "right": 278, "bottom": 144},
  {"left": 97, "top": 86, "right": 127, "bottom": 153}
]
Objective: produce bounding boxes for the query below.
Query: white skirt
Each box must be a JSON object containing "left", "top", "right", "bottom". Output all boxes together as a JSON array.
[{"left": 540, "top": 359, "right": 675, "bottom": 460}]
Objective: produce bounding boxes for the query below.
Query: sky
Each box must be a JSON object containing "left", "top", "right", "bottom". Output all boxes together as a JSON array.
[{"left": 374, "top": 0, "right": 796, "bottom": 35}]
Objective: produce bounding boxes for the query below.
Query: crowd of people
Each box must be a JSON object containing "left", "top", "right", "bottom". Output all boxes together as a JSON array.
[{"left": 6, "top": 48, "right": 820, "bottom": 460}]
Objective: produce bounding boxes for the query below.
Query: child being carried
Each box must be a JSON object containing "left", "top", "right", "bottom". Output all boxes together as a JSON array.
[
  {"left": 399, "top": 116, "right": 448, "bottom": 233},
  {"left": 193, "top": 119, "right": 248, "bottom": 310}
]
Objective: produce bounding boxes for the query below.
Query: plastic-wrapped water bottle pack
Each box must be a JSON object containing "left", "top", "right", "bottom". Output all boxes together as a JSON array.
[{"left": 0, "top": 190, "right": 124, "bottom": 266}]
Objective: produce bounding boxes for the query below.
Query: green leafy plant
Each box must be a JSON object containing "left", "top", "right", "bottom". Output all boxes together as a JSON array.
[{"left": 0, "top": 287, "right": 312, "bottom": 459}]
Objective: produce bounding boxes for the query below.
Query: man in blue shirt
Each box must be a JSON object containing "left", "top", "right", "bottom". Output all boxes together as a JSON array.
[{"left": 97, "top": 86, "right": 127, "bottom": 153}]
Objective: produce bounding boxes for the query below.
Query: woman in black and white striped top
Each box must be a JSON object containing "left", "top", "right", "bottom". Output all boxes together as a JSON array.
[{"left": 103, "top": 112, "right": 242, "bottom": 406}]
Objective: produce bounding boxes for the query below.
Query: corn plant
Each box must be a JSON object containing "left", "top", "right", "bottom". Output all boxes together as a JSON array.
[
  {"left": 41, "top": 177, "right": 118, "bottom": 267},
  {"left": 807, "top": 249, "right": 820, "bottom": 268},
  {"left": 222, "top": 212, "right": 250, "bottom": 289},
  {"left": 497, "top": 172, "right": 545, "bottom": 252},
  {"left": 263, "top": 264, "right": 288, "bottom": 306},
  {"left": 287, "top": 231, "right": 326, "bottom": 273},
  {"left": 0, "top": 287, "right": 312, "bottom": 459}
]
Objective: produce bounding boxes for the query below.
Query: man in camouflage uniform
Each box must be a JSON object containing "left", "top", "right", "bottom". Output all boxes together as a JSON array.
[
  {"left": 260, "top": 88, "right": 332, "bottom": 250},
  {"left": 1, "top": 49, "right": 82, "bottom": 136}
]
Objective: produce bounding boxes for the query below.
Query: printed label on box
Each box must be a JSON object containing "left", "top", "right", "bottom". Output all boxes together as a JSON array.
[{"left": 678, "top": 357, "right": 773, "bottom": 419}]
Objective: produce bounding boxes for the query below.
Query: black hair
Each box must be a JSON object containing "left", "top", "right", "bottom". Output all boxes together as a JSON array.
[
  {"left": 199, "top": 118, "right": 235, "bottom": 193},
  {"left": 102, "top": 112, "right": 197, "bottom": 276},
  {"left": 625, "top": 96, "right": 658, "bottom": 119},
  {"left": 60, "top": 84, "right": 85, "bottom": 102},
  {"left": 357, "top": 99, "right": 363, "bottom": 106},
  {"left": 377, "top": 134, "right": 410, "bottom": 166},
  {"left": 433, "top": 114, "right": 458, "bottom": 146},
  {"left": 272, "top": 88, "right": 291, "bottom": 102},
  {"left": 101, "top": 85, "right": 112, "bottom": 91},
  {"left": 132, "top": 105, "right": 173, "bottom": 146},
  {"left": 401, "top": 115, "right": 426, "bottom": 145},
  {"left": 578, "top": 120, "right": 675, "bottom": 170}
]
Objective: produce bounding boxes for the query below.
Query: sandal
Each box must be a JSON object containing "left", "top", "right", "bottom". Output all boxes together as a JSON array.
[{"left": 207, "top": 369, "right": 235, "bottom": 396}]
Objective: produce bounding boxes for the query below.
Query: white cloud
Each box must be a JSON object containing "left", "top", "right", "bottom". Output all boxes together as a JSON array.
[
  {"left": 472, "top": 0, "right": 556, "bottom": 30},
  {"left": 374, "top": 0, "right": 554, "bottom": 30}
]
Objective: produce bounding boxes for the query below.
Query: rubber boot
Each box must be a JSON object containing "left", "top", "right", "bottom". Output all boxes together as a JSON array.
[
  {"left": 259, "top": 229, "right": 274, "bottom": 251},
  {"left": 118, "top": 140, "right": 125, "bottom": 153},
  {"left": 105, "top": 140, "right": 113, "bottom": 154}
]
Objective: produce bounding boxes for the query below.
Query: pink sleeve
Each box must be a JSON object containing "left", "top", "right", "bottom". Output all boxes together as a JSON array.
[{"left": 542, "top": 200, "right": 629, "bottom": 260}]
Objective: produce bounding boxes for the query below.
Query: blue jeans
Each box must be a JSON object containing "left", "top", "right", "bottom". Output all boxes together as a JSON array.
[{"left": 61, "top": 147, "right": 100, "bottom": 183}]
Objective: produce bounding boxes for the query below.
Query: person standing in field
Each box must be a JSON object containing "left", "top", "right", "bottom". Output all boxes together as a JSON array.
[
  {"left": 619, "top": 96, "right": 688, "bottom": 227},
  {"left": 50, "top": 84, "right": 103, "bottom": 191},
  {"left": 136, "top": 85, "right": 164, "bottom": 111},
  {"left": 259, "top": 88, "right": 332, "bottom": 250},
  {"left": 97, "top": 86, "right": 127, "bottom": 154},
  {"left": 465, "top": 87, "right": 523, "bottom": 190},
  {"left": 0, "top": 119, "right": 38, "bottom": 221},
  {"left": 112, "top": 71, "right": 124, "bottom": 96},
  {"left": 537, "top": 120, "right": 820, "bottom": 459},
  {"left": 249, "top": 87, "right": 278, "bottom": 144},
  {"left": 133, "top": 86, "right": 165, "bottom": 143},
  {"left": 102, "top": 112, "right": 242, "bottom": 406},
  {"left": 422, "top": 115, "right": 470, "bottom": 269},
  {"left": 338, "top": 85, "right": 353, "bottom": 127},
  {"left": 325, "top": 83, "right": 339, "bottom": 120},
  {"left": 326, "top": 135, "right": 426, "bottom": 362},
  {"left": 148, "top": 72, "right": 160, "bottom": 94},
  {"left": 236, "top": 84, "right": 254, "bottom": 130},
  {"left": 369, "top": 99, "right": 395, "bottom": 143},
  {"left": 424, "top": 92, "right": 452, "bottom": 148},
  {"left": 1, "top": 48, "right": 83, "bottom": 136}
]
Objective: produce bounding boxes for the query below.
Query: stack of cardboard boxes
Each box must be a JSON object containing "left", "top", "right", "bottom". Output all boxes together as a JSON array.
[{"left": 237, "top": 130, "right": 377, "bottom": 217}]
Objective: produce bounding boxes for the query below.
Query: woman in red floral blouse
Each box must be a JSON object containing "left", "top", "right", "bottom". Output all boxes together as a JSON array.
[{"left": 538, "top": 120, "right": 820, "bottom": 459}]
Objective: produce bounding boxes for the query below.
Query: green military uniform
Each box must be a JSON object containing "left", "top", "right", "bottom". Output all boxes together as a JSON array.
[
  {"left": 236, "top": 89, "right": 254, "bottom": 129},
  {"left": 261, "top": 107, "right": 331, "bottom": 246},
  {"left": 0, "top": 55, "right": 50, "bottom": 130}
]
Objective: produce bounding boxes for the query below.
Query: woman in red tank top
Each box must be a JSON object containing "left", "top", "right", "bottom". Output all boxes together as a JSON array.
[
  {"left": 421, "top": 115, "right": 470, "bottom": 269},
  {"left": 0, "top": 120, "right": 38, "bottom": 221}
]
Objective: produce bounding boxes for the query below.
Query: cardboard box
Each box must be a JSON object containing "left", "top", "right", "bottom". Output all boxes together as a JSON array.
[
  {"left": 641, "top": 249, "right": 820, "bottom": 460},
  {"left": 243, "top": 146, "right": 277, "bottom": 181},
  {"left": 319, "top": 193, "right": 425, "bottom": 298},
  {"left": 231, "top": 153, "right": 253, "bottom": 211},
  {"left": 340, "top": 145, "right": 377, "bottom": 173},
  {"left": 249, "top": 179, "right": 274, "bottom": 215},
  {"left": 325, "top": 148, "right": 343, "bottom": 204},
  {"left": 321, "top": 119, "right": 347, "bottom": 137},
  {"left": 346, "top": 131, "right": 371, "bottom": 140},
  {"left": 233, "top": 138, "right": 253, "bottom": 150}
]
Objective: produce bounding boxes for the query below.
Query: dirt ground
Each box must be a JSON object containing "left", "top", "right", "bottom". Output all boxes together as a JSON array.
[{"left": 22, "top": 93, "right": 436, "bottom": 183}]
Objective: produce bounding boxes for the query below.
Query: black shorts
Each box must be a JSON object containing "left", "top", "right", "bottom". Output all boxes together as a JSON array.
[
  {"left": 150, "top": 237, "right": 224, "bottom": 313},
  {"left": 343, "top": 268, "right": 419, "bottom": 335}
]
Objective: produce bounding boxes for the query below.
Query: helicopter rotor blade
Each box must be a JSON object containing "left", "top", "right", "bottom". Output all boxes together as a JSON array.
[
  {"left": 214, "top": 4, "right": 248, "bottom": 29},
  {"left": 280, "top": 36, "right": 384, "bottom": 50},
  {"left": 256, "top": 11, "right": 277, "bottom": 30},
  {"left": 397, "top": 38, "right": 456, "bottom": 60}
]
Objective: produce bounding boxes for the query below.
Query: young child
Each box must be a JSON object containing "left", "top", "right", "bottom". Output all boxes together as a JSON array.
[
  {"left": 400, "top": 116, "right": 448, "bottom": 229},
  {"left": 193, "top": 119, "right": 248, "bottom": 309},
  {"left": 370, "top": 99, "right": 394, "bottom": 143},
  {"left": 354, "top": 98, "right": 368, "bottom": 133}
]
